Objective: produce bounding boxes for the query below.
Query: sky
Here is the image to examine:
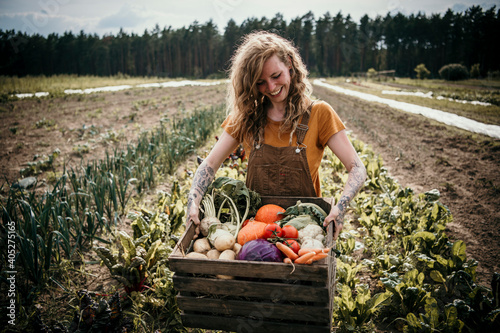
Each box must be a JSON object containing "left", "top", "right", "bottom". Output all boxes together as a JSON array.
[{"left": 0, "top": 0, "right": 497, "bottom": 36}]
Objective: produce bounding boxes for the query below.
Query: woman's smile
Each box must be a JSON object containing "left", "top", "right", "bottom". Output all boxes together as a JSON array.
[{"left": 270, "top": 86, "right": 282, "bottom": 96}]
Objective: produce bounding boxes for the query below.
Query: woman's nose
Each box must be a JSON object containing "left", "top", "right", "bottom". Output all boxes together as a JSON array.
[{"left": 267, "top": 81, "right": 276, "bottom": 92}]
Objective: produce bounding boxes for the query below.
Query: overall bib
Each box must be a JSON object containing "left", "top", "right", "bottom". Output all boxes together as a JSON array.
[{"left": 246, "top": 104, "right": 317, "bottom": 197}]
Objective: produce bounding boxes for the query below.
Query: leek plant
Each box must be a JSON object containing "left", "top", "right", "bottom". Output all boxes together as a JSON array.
[{"left": 0, "top": 103, "right": 225, "bottom": 319}]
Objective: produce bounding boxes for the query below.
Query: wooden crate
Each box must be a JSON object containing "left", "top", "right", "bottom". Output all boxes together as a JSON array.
[{"left": 168, "top": 196, "right": 337, "bottom": 333}]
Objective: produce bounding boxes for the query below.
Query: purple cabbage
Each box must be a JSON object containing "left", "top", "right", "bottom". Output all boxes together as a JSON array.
[{"left": 237, "top": 239, "right": 283, "bottom": 262}]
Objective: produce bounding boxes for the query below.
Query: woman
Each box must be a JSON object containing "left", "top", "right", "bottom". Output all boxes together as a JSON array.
[{"left": 187, "top": 31, "right": 366, "bottom": 240}]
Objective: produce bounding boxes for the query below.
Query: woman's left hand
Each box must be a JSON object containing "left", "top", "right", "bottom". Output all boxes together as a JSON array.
[{"left": 323, "top": 200, "right": 344, "bottom": 240}]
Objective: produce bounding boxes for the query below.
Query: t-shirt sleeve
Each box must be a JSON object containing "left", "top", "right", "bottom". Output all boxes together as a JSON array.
[
  {"left": 317, "top": 101, "right": 346, "bottom": 147},
  {"left": 221, "top": 114, "right": 238, "bottom": 139}
]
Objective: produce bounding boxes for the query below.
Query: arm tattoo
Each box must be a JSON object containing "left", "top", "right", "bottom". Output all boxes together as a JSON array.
[
  {"left": 336, "top": 159, "right": 367, "bottom": 223},
  {"left": 187, "top": 162, "right": 216, "bottom": 214}
]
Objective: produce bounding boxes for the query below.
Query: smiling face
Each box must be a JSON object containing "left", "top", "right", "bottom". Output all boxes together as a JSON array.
[{"left": 256, "top": 54, "right": 291, "bottom": 107}]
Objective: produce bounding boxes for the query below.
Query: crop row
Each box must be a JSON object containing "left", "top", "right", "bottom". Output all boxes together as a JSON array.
[
  {"left": 324, "top": 138, "right": 499, "bottom": 332},
  {"left": 0, "top": 104, "right": 225, "bottom": 314}
]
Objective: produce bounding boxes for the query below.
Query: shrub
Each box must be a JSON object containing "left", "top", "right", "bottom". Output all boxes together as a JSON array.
[
  {"left": 470, "top": 63, "right": 481, "bottom": 78},
  {"left": 487, "top": 70, "right": 500, "bottom": 79},
  {"left": 438, "top": 63, "right": 469, "bottom": 81},
  {"left": 367, "top": 68, "right": 377, "bottom": 79},
  {"left": 414, "top": 63, "right": 430, "bottom": 79}
]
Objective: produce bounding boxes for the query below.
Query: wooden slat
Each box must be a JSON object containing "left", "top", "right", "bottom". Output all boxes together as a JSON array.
[
  {"left": 177, "top": 295, "right": 330, "bottom": 323},
  {"left": 172, "top": 274, "right": 329, "bottom": 303},
  {"left": 169, "top": 255, "right": 328, "bottom": 282},
  {"left": 181, "top": 313, "right": 331, "bottom": 333}
]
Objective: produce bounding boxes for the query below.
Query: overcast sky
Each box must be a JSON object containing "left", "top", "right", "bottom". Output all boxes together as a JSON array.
[{"left": 0, "top": 0, "right": 497, "bottom": 36}]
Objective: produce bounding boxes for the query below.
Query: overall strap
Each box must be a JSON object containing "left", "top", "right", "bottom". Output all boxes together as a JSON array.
[{"left": 296, "top": 101, "right": 315, "bottom": 146}]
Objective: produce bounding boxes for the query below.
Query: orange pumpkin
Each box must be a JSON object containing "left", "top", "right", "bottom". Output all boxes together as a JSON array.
[{"left": 254, "top": 204, "right": 286, "bottom": 224}]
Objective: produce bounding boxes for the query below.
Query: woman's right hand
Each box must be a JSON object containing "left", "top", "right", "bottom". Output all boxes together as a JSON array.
[
  {"left": 185, "top": 131, "right": 240, "bottom": 239},
  {"left": 186, "top": 198, "right": 201, "bottom": 238}
]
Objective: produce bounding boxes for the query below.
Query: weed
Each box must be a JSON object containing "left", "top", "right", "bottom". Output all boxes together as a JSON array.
[
  {"left": 34, "top": 118, "right": 56, "bottom": 129},
  {"left": 435, "top": 156, "right": 451, "bottom": 166}
]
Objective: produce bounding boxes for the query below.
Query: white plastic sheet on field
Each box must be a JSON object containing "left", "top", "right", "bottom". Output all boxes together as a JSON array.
[
  {"left": 136, "top": 80, "right": 224, "bottom": 88},
  {"left": 64, "top": 85, "right": 133, "bottom": 94},
  {"left": 14, "top": 80, "right": 225, "bottom": 98},
  {"left": 313, "top": 79, "right": 500, "bottom": 139},
  {"left": 14, "top": 92, "right": 50, "bottom": 98},
  {"left": 381, "top": 89, "right": 492, "bottom": 106}
]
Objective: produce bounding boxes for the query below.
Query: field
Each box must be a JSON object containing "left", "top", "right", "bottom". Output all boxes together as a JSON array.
[
  {"left": 1, "top": 76, "right": 499, "bottom": 332},
  {"left": 314, "top": 78, "right": 500, "bottom": 286}
]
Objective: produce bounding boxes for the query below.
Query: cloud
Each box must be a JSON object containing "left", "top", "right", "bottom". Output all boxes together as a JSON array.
[
  {"left": 0, "top": 11, "right": 93, "bottom": 35},
  {"left": 97, "top": 3, "right": 149, "bottom": 29}
]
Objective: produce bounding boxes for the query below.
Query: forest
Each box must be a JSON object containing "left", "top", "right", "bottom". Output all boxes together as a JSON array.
[{"left": 1, "top": 5, "right": 499, "bottom": 79}]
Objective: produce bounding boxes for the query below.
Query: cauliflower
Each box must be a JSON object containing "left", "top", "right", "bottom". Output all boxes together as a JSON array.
[
  {"left": 301, "top": 238, "right": 325, "bottom": 249},
  {"left": 298, "top": 224, "right": 325, "bottom": 248}
]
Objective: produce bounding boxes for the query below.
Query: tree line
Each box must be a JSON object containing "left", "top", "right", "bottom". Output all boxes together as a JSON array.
[{"left": 1, "top": 5, "right": 498, "bottom": 79}]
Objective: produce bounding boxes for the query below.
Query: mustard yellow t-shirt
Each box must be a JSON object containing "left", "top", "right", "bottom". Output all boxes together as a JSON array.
[{"left": 222, "top": 101, "right": 345, "bottom": 196}]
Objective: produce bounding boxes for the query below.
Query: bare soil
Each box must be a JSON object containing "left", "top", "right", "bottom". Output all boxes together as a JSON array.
[
  {"left": 315, "top": 84, "right": 500, "bottom": 286},
  {"left": 0, "top": 81, "right": 498, "bottom": 290},
  {"left": 0, "top": 84, "right": 226, "bottom": 188}
]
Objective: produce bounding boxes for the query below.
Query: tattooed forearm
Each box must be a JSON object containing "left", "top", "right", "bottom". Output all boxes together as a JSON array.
[
  {"left": 335, "top": 159, "right": 367, "bottom": 222},
  {"left": 187, "top": 161, "right": 216, "bottom": 213}
]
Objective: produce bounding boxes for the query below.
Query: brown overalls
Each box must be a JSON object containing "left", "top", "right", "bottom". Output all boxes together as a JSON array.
[{"left": 246, "top": 103, "right": 317, "bottom": 197}]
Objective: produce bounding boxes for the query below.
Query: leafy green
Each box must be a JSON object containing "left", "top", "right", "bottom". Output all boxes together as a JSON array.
[
  {"left": 207, "top": 177, "right": 261, "bottom": 220},
  {"left": 278, "top": 200, "right": 327, "bottom": 227},
  {"left": 206, "top": 176, "right": 261, "bottom": 237}
]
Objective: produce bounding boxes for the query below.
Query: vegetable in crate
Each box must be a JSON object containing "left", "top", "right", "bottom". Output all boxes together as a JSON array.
[
  {"left": 236, "top": 220, "right": 267, "bottom": 245},
  {"left": 281, "top": 225, "right": 299, "bottom": 239},
  {"left": 263, "top": 223, "right": 283, "bottom": 238},
  {"left": 283, "top": 239, "right": 300, "bottom": 254},
  {"left": 208, "top": 227, "right": 236, "bottom": 252},
  {"left": 282, "top": 214, "right": 318, "bottom": 230},
  {"left": 298, "top": 224, "right": 326, "bottom": 244},
  {"left": 254, "top": 204, "right": 285, "bottom": 223},
  {"left": 298, "top": 223, "right": 326, "bottom": 249},
  {"left": 207, "top": 177, "right": 261, "bottom": 227},
  {"left": 199, "top": 192, "right": 221, "bottom": 237},
  {"left": 193, "top": 238, "right": 211, "bottom": 254},
  {"left": 279, "top": 201, "right": 328, "bottom": 227},
  {"left": 237, "top": 239, "right": 283, "bottom": 262}
]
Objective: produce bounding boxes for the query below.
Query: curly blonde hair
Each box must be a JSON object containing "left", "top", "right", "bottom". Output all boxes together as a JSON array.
[{"left": 226, "top": 31, "right": 312, "bottom": 146}]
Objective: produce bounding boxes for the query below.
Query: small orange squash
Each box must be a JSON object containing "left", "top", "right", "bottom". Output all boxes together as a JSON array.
[
  {"left": 254, "top": 204, "right": 285, "bottom": 224},
  {"left": 237, "top": 221, "right": 267, "bottom": 246}
]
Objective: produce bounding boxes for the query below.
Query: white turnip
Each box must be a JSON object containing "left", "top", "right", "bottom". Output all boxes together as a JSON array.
[
  {"left": 209, "top": 229, "right": 236, "bottom": 252},
  {"left": 193, "top": 238, "right": 211, "bottom": 254},
  {"left": 206, "top": 249, "right": 221, "bottom": 259},
  {"left": 200, "top": 193, "right": 221, "bottom": 236}
]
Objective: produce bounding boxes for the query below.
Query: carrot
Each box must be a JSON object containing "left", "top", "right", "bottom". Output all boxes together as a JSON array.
[
  {"left": 276, "top": 242, "right": 299, "bottom": 260},
  {"left": 302, "top": 252, "right": 329, "bottom": 264},
  {"left": 283, "top": 257, "right": 293, "bottom": 264},
  {"left": 310, "top": 252, "right": 329, "bottom": 262},
  {"left": 283, "top": 257, "right": 296, "bottom": 274},
  {"left": 298, "top": 247, "right": 331, "bottom": 257},
  {"left": 236, "top": 221, "right": 268, "bottom": 246},
  {"left": 294, "top": 251, "right": 317, "bottom": 264}
]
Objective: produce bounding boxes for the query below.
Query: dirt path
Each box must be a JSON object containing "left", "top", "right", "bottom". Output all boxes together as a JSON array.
[{"left": 315, "top": 85, "right": 500, "bottom": 286}]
